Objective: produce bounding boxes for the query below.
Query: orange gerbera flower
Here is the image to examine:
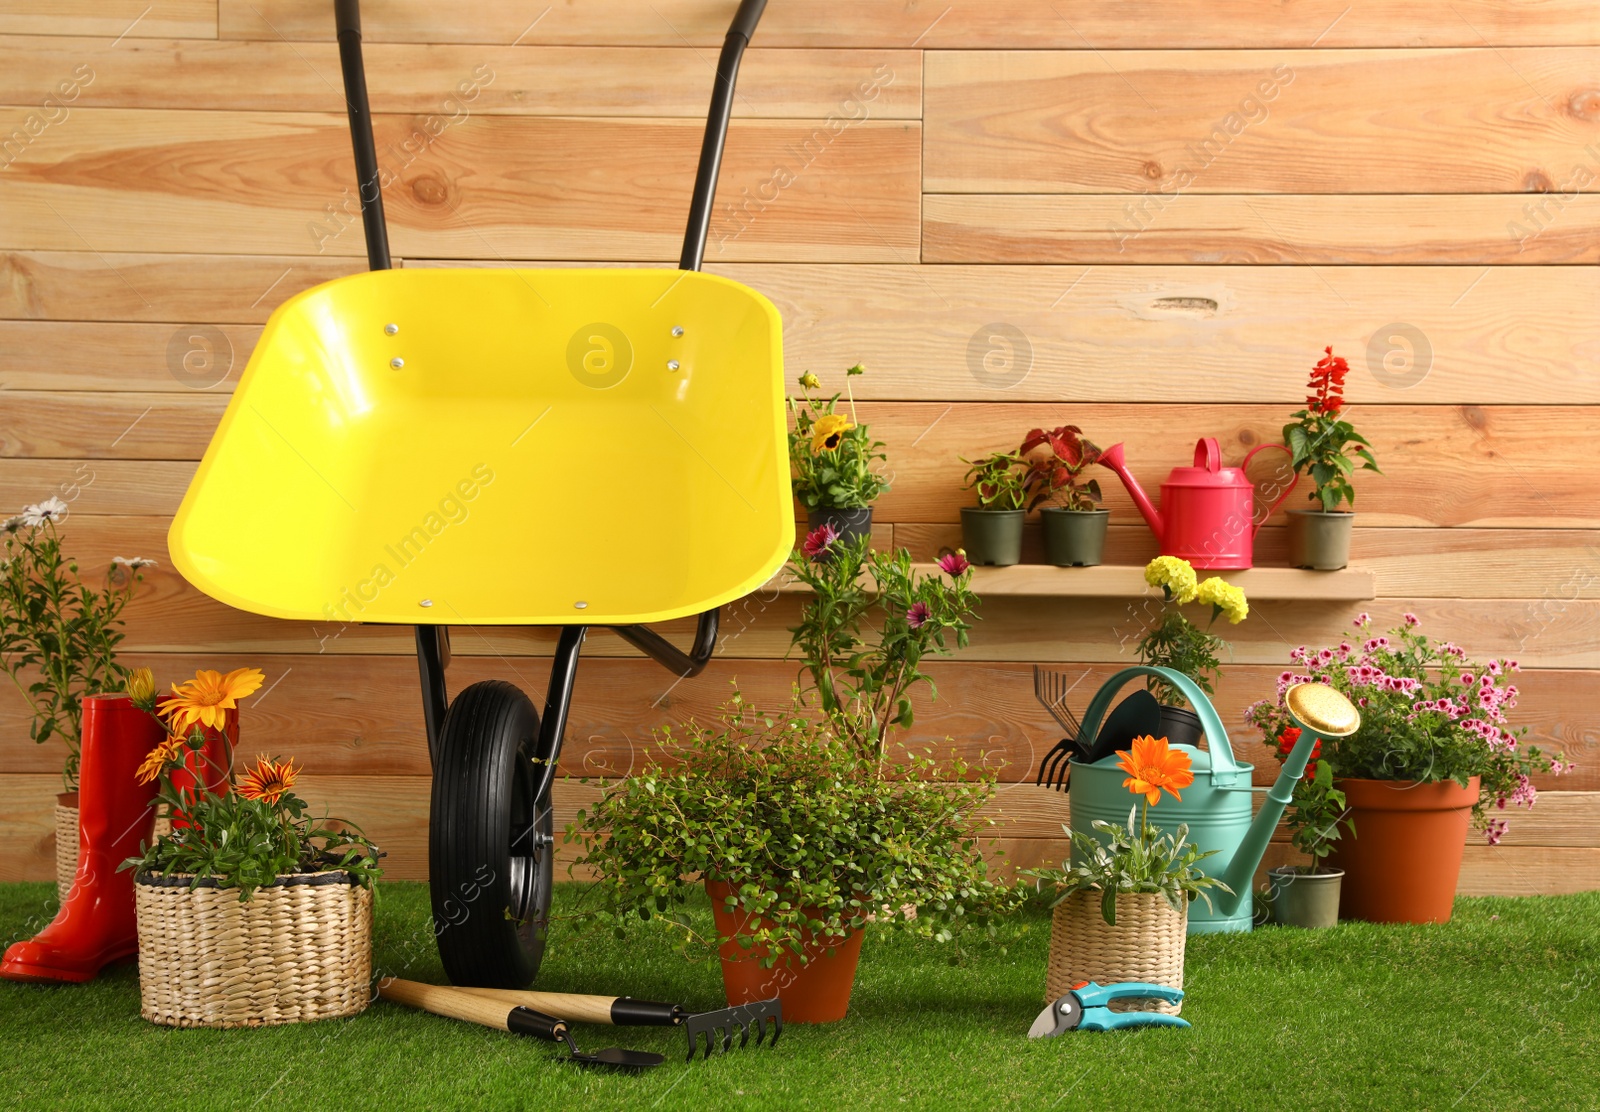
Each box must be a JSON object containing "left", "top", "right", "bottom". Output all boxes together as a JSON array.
[
  {"left": 162, "top": 667, "right": 265, "bottom": 732},
  {"left": 135, "top": 735, "right": 188, "bottom": 785},
  {"left": 237, "top": 755, "right": 299, "bottom": 805},
  {"left": 1116, "top": 734, "right": 1195, "bottom": 806}
]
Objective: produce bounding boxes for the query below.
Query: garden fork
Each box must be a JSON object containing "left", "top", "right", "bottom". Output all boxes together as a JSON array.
[{"left": 1032, "top": 666, "right": 1087, "bottom": 791}]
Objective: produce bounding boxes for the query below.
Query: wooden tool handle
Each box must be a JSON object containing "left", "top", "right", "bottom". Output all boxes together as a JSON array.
[
  {"left": 454, "top": 986, "right": 619, "bottom": 1026},
  {"left": 379, "top": 978, "right": 522, "bottom": 1031}
]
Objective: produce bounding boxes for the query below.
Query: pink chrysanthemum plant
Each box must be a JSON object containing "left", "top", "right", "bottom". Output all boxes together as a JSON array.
[{"left": 1244, "top": 613, "right": 1566, "bottom": 843}]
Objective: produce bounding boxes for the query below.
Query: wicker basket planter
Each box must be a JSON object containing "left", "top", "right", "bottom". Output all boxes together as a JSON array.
[
  {"left": 54, "top": 793, "right": 78, "bottom": 901},
  {"left": 1046, "top": 890, "right": 1186, "bottom": 1016},
  {"left": 134, "top": 870, "right": 373, "bottom": 1028}
]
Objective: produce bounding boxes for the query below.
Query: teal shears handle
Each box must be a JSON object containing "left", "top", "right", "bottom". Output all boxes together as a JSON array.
[{"left": 1075, "top": 981, "right": 1191, "bottom": 1031}]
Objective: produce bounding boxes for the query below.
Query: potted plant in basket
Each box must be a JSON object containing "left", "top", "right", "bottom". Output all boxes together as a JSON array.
[
  {"left": 1030, "top": 735, "right": 1229, "bottom": 1015},
  {"left": 0, "top": 498, "right": 151, "bottom": 900},
  {"left": 123, "top": 667, "right": 382, "bottom": 1027},
  {"left": 1281, "top": 346, "right": 1381, "bottom": 569},
  {"left": 789, "top": 364, "right": 889, "bottom": 549},
  {"left": 960, "top": 450, "right": 1028, "bottom": 566},
  {"left": 573, "top": 532, "right": 1016, "bottom": 1023},
  {"left": 1021, "top": 424, "right": 1108, "bottom": 567},
  {"left": 1260, "top": 726, "right": 1347, "bottom": 929},
  {"left": 1136, "top": 556, "right": 1249, "bottom": 747},
  {"left": 1245, "top": 613, "right": 1566, "bottom": 924}
]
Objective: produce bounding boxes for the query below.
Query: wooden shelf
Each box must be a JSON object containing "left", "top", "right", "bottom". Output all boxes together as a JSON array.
[{"left": 776, "top": 564, "right": 1376, "bottom": 601}]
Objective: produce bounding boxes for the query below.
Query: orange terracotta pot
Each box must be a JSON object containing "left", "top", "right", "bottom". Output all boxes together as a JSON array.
[
  {"left": 705, "top": 879, "right": 864, "bottom": 1024},
  {"left": 1328, "top": 776, "right": 1479, "bottom": 924}
]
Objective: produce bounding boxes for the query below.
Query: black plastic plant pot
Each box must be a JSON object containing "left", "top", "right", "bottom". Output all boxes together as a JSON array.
[
  {"left": 1040, "top": 507, "right": 1108, "bottom": 567},
  {"left": 960, "top": 507, "right": 1023, "bottom": 566},
  {"left": 1159, "top": 703, "right": 1204, "bottom": 748},
  {"left": 1287, "top": 509, "right": 1354, "bottom": 570},
  {"left": 807, "top": 506, "right": 873, "bottom": 554}
]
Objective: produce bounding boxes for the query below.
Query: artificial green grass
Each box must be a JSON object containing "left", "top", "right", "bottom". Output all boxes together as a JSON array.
[{"left": 2, "top": 883, "right": 1597, "bottom": 1111}]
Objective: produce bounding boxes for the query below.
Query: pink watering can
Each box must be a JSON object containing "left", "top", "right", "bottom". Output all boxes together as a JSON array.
[{"left": 1099, "top": 437, "right": 1296, "bottom": 569}]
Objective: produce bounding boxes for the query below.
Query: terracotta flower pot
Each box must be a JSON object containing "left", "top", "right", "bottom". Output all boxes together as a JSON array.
[
  {"left": 705, "top": 879, "right": 864, "bottom": 1024},
  {"left": 1327, "top": 776, "right": 1478, "bottom": 924}
]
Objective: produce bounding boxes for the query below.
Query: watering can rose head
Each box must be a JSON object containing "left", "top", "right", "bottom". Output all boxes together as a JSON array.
[{"left": 1116, "top": 735, "right": 1195, "bottom": 806}]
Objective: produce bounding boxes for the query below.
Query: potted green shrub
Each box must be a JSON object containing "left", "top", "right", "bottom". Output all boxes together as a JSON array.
[
  {"left": 1245, "top": 613, "right": 1566, "bottom": 924},
  {"left": 959, "top": 451, "right": 1027, "bottom": 566},
  {"left": 789, "top": 364, "right": 888, "bottom": 550},
  {"left": 1030, "top": 736, "right": 1229, "bottom": 1015},
  {"left": 1021, "top": 424, "right": 1108, "bottom": 567},
  {"left": 1260, "top": 728, "right": 1346, "bottom": 928},
  {"left": 1136, "top": 556, "right": 1249, "bottom": 747},
  {"left": 574, "top": 531, "right": 1015, "bottom": 1023},
  {"left": 1281, "top": 346, "right": 1381, "bottom": 570},
  {"left": 1, "top": 498, "right": 150, "bottom": 898}
]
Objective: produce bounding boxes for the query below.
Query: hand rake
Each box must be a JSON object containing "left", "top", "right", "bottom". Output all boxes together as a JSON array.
[{"left": 1033, "top": 665, "right": 1087, "bottom": 790}]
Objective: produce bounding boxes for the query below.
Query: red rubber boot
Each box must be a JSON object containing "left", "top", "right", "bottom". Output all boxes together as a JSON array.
[
  {"left": 164, "top": 705, "right": 236, "bottom": 827},
  {"left": 2, "top": 695, "right": 165, "bottom": 983}
]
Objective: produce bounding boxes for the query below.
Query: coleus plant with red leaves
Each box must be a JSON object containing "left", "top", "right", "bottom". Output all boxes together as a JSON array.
[
  {"left": 1019, "top": 424, "right": 1104, "bottom": 512},
  {"left": 1282, "top": 347, "right": 1381, "bottom": 512}
]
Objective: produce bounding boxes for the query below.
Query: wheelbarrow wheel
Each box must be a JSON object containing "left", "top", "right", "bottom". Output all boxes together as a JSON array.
[{"left": 429, "top": 680, "right": 554, "bottom": 988}]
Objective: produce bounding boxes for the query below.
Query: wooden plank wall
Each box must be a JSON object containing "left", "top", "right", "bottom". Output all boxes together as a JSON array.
[{"left": 2, "top": 2, "right": 1597, "bottom": 894}]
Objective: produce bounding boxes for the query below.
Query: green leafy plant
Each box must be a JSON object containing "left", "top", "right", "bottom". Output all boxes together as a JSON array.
[
  {"left": 1264, "top": 726, "right": 1348, "bottom": 868},
  {"left": 1137, "top": 557, "right": 1249, "bottom": 705},
  {"left": 1, "top": 499, "right": 149, "bottom": 788},
  {"left": 960, "top": 451, "right": 1028, "bottom": 511},
  {"left": 1282, "top": 346, "right": 1381, "bottom": 512},
  {"left": 569, "top": 693, "right": 1017, "bottom": 968},
  {"left": 789, "top": 365, "right": 889, "bottom": 511},
  {"left": 1020, "top": 425, "right": 1103, "bottom": 512},
  {"left": 1244, "top": 614, "right": 1566, "bottom": 842},
  {"left": 121, "top": 668, "right": 381, "bottom": 900},
  {"left": 1037, "top": 810, "right": 1231, "bottom": 925},
  {"left": 787, "top": 531, "right": 977, "bottom": 762}
]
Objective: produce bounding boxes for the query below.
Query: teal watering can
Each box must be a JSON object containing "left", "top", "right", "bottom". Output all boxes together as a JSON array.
[{"left": 1068, "top": 665, "right": 1360, "bottom": 934}]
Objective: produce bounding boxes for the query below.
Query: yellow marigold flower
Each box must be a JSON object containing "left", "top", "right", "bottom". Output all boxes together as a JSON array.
[
  {"left": 135, "top": 734, "right": 187, "bottom": 785},
  {"left": 162, "top": 667, "right": 266, "bottom": 732},
  {"left": 237, "top": 755, "right": 299, "bottom": 805},
  {"left": 1144, "top": 556, "right": 1198, "bottom": 603},
  {"left": 1196, "top": 577, "right": 1249, "bottom": 624},
  {"left": 126, "top": 667, "right": 157, "bottom": 711},
  {"left": 798, "top": 371, "right": 820, "bottom": 391},
  {"left": 810, "top": 413, "right": 855, "bottom": 452}
]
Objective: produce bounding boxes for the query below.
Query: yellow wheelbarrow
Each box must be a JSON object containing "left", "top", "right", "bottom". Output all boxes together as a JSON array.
[{"left": 168, "top": 0, "right": 790, "bottom": 988}]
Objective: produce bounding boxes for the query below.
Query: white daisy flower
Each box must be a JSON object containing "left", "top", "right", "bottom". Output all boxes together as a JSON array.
[
  {"left": 112, "top": 555, "right": 159, "bottom": 570},
  {"left": 20, "top": 497, "right": 69, "bottom": 527}
]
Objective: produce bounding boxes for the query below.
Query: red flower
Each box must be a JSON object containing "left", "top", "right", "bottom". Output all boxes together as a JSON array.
[
  {"left": 802, "top": 523, "right": 839, "bottom": 560},
  {"left": 1276, "top": 726, "right": 1302, "bottom": 754},
  {"left": 1306, "top": 346, "right": 1349, "bottom": 416}
]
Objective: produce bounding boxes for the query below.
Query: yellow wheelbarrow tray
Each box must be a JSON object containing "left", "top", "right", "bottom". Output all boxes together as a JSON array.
[
  {"left": 169, "top": 263, "right": 792, "bottom": 629},
  {"left": 169, "top": 0, "right": 792, "bottom": 1000}
]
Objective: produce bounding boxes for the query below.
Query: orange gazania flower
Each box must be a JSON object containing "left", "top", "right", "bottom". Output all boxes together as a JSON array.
[
  {"left": 1116, "top": 734, "right": 1195, "bottom": 806},
  {"left": 135, "top": 735, "right": 188, "bottom": 785},
  {"left": 161, "top": 667, "right": 265, "bottom": 732},
  {"left": 237, "top": 755, "right": 299, "bottom": 805}
]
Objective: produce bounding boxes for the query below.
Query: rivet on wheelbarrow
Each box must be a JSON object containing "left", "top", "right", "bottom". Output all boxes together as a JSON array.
[
  {"left": 667, "top": 360, "right": 681, "bottom": 371},
  {"left": 671, "top": 326, "right": 684, "bottom": 337},
  {"left": 384, "top": 323, "right": 399, "bottom": 335},
  {"left": 390, "top": 357, "right": 405, "bottom": 369},
  {"left": 419, "top": 598, "right": 433, "bottom": 608},
  {"left": 574, "top": 601, "right": 588, "bottom": 609}
]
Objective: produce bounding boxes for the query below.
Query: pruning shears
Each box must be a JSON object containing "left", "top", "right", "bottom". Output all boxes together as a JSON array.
[{"left": 1028, "top": 981, "right": 1190, "bottom": 1035}]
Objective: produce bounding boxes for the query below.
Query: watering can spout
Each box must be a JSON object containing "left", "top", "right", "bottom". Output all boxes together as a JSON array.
[
  {"left": 1097, "top": 442, "right": 1164, "bottom": 543},
  {"left": 1217, "top": 683, "right": 1363, "bottom": 911}
]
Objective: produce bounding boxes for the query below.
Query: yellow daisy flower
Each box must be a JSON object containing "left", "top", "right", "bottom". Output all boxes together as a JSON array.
[{"left": 161, "top": 667, "right": 266, "bottom": 732}]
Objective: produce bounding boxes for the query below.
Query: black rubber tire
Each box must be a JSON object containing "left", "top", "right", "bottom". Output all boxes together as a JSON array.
[{"left": 429, "top": 680, "right": 553, "bottom": 988}]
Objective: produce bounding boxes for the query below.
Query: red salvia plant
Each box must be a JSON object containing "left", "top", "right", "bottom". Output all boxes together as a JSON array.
[{"left": 1282, "top": 346, "right": 1379, "bottom": 512}]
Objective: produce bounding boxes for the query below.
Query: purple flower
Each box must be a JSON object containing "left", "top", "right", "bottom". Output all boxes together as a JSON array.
[
  {"left": 937, "top": 551, "right": 971, "bottom": 577},
  {"left": 802, "top": 523, "right": 839, "bottom": 559},
  {"left": 1352, "top": 612, "right": 1371, "bottom": 629},
  {"left": 906, "top": 601, "right": 930, "bottom": 630},
  {"left": 1403, "top": 611, "right": 1420, "bottom": 626},
  {"left": 1486, "top": 817, "right": 1508, "bottom": 846}
]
